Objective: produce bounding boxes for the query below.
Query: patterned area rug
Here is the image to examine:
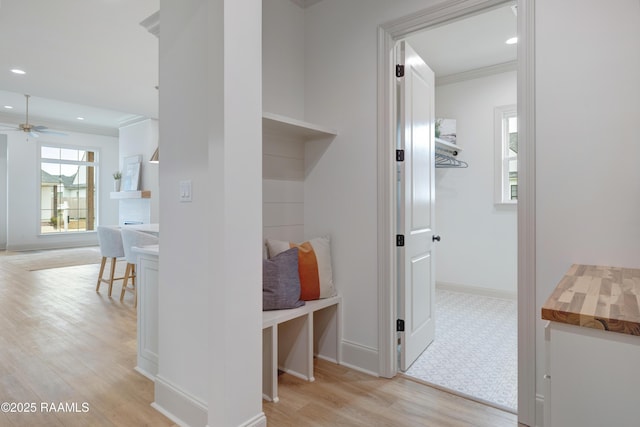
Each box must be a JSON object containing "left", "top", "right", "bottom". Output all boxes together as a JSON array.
[
  {"left": 404, "top": 289, "right": 517, "bottom": 413},
  {"left": 1, "top": 246, "right": 104, "bottom": 271}
]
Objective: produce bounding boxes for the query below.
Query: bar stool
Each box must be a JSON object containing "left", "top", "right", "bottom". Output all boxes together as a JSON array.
[
  {"left": 96, "top": 225, "right": 125, "bottom": 296},
  {"left": 120, "top": 228, "right": 159, "bottom": 307}
]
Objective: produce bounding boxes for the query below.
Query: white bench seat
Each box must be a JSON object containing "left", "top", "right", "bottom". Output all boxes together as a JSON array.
[{"left": 262, "top": 295, "right": 342, "bottom": 402}]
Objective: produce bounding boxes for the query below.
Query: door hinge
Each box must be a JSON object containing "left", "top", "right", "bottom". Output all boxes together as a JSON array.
[
  {"left": 397, "top": 319, "right": 405, "bottom": 332},
  {"left": 396, "top": 64, "right": 405, "bottom": 78},
  {"left": 396, "top": 234, "right": 405, "bottom": 247},
  {"left": 396, "top": 149, "right": 404, "bottom": 162}
]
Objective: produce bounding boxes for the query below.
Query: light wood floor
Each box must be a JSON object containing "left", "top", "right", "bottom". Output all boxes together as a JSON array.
[
  {"left": 263, "top": 360, "right": 521, "bottom": 427},
  {"left": 0, "top": 255, "right": 176, "bottom": 427},
  {"left": 0, "top": 251, "right": 521, "bottom": 427}
]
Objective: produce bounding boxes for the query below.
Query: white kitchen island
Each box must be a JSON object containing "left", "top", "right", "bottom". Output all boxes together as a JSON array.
[{"left": 132, "top": 244, "right": 159, "bottom": 380}]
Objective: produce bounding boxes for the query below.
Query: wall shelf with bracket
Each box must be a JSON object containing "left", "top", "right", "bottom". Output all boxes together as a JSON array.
[
  {"left": 435, "top": 137, "right": 462, "bottom": 155},
  {"left": 435, "top": 138, "right": 467, "bottom": 168},
  {"left": 110, "top": 190, "right": 151, "bottom": 199},
  {"left": 262, "top": 112, "right": 337, "bottom": 142}
]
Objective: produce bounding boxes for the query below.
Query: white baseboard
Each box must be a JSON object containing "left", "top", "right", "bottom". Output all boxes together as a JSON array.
[
  {"left": 340, "top": 340, "right": 379, "bottom": 377},
  {"left": 436, "top": 281, "right": 517, "bottom": 300},
  {"left": 278, "top": 367, "right": 311, "bottom": 382},
  {"left": 239, "top": 413, "right": 268, "bottom": 427},
  {"left": 153, "top": 374, "right": 208, "bottom": 427},
  {"left": 134, "top": 365, "right": 156, "bottom": 382},
  {"left": 6, "top": 242, "right": 99, "bottom": 252},
  {"left": 315, "top": 354, "right": 339, "bottom": 365}
]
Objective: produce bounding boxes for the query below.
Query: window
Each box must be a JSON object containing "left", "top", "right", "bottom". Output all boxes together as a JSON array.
[
  {"left": 494, "top": 105, "right": 517, "bottom": 204},
  {"left": 40, "top": 145, "right": 98, "bottom": 234}
]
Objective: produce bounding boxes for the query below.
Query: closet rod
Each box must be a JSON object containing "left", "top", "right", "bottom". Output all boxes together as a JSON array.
[{"left": 435, "top": 152, "right": 468, "bottom": 168}]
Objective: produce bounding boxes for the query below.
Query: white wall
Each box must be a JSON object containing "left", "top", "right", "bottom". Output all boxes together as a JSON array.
[
  {"left": 536, "top": 0, "right": 640, "bottom": 414},
  {"left": 158, "top": 1, "right": 264, "bottom": 426},
  {"left": 434, "top": 71, "right": 517, "bottom": 295},
  {"left": 118, "top": 119, "right": 160, "bottom": 224},
  {"left": 263, "top": 0, "right": 305, "bottom": 119},
  {"left": 262, "top": 0, "right": 307, "bottom": 245},
  {"left": 306, "top": 2, "right": 640, "bottom": 420},
  {"left": 157, "top": 1, "right": 640, "bottom": 425},
  {"left": 4, "top": 130, "right": 118, "bottom": 251},
  {"left": 0, "top": 135, "right": 7, "bottom": 249},
  {"left": 303, "top": 0, "right": 445, "bottom": 375}
]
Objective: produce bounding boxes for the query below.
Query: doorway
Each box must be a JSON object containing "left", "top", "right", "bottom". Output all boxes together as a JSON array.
[
  {"left": 0, "top": 135, "right": 6, "bottom": 250},
  {"left": 377, "top": 0, "right": 536, "bottom": 425},
  {"left": 399, "top": 4, "right": 518, "bottom": 413}
]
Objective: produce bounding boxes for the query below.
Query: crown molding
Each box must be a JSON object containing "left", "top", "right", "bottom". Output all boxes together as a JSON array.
[
  {"left": 436, "top": 60, "right": 517, "bottom": 86},
  {"left": 289, "top": 0, "right": 324, "bottom": 8},
  {"left": 117, "top": 115, "right": 151, "bottom": 129}
]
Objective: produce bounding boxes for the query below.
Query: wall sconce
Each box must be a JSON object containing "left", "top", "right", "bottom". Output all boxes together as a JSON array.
[{"left": 149, "top": 147, "right": 159, "bottom": 163}]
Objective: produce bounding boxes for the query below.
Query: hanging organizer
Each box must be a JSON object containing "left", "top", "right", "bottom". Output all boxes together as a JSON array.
[{"left": 435, "top": 137, "right": 468, "bottom": 168}]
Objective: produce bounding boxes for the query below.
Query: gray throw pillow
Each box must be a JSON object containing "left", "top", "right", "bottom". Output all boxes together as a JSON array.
[{"left": 263, "top": 247, "right": 305, "bottom": 311}]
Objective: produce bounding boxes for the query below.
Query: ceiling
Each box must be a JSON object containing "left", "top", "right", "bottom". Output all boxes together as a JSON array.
[
  {"left": 0, "top": 0, "right": 159, "bottom": 134},
  {"left": 408, "top": 3, "right": 517, "bottom": 79},
  {"left": 0, "top": 1, "right": 515, "bottom": 136}
]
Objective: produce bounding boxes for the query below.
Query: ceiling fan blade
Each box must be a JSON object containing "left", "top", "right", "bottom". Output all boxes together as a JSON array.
[
  {"left": 29, "top": 131, "right": 40, "bottom": 138},
  {"left": 39, "top": 129, "right": 67, "bottom": 136},
  {"left": 32, "top": 125, "right": 48, "bottom": 131}
]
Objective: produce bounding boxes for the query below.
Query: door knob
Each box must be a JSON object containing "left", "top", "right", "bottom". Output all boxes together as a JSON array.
[{"left": 433, "top": 235, "right": 441, "bottom": 242}]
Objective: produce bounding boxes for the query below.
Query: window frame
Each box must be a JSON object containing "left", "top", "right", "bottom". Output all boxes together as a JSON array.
[
  {"left": 38, "top": 142, "right": 100, "bottom": 235},
  {"left": 494, "top": 104, "right": 518, "bottom": 206}
]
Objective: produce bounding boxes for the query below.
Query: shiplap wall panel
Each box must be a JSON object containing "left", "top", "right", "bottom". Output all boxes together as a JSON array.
[
  {"left": 263, "top": 155, "right": 305, "bottom": 180},
  {"left": 263, "top": 179, "right": 304, "bottom": 246},
  {"left": 263, "top": 133, "right": 305, "bottom": 180},
  {"left": 263, "top": 179, "right": 303, "bottom": 202},
  {"left": 263, "top": 203, "right": 304, "bottom": 227}
]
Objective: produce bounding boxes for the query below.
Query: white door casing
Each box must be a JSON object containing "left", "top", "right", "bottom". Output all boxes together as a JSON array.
[
  {"left": 396, "top": 41, "right": 436, "bottom": 372},
  {"left": 377, "top": 1, "right": 536, "bottom": 425}
]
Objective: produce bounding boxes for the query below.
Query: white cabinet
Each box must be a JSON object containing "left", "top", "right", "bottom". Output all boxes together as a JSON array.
[
  {"left": 545, "top": 321, "right": 640, "bottom": 427},
  {"left": 134, "top": 245, "right": 159, "bottom": 380},
  {"left": 542, "top": 264, "right": 640, "bottom": 427}
]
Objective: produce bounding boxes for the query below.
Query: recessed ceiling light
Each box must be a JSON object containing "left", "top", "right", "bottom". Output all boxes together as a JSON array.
[
  {"left": 4, "top": 105, "right": 13, "bottom": 109},
  {"left": 76, "top": 117, "right": 85, "bottom": 121},
  {"left": 506, "top": 37, "right": 518, "bottom": 45},
  {"left": 10, "top": 68, "right": 26, "bottom": 75}
]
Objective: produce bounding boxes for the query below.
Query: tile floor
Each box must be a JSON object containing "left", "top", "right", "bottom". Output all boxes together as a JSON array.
[{"left": 404, "top": 289, "right": 517, "bottom": 413}]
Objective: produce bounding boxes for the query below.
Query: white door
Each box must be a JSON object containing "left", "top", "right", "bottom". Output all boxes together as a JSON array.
[{"left": 397, "top": 41, "right": 436, "bottom": 372}]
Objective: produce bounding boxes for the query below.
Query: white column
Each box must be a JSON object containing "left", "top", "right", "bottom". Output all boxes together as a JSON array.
[{"left": 157, "top": 1, "right": 264, "bottom": 426}]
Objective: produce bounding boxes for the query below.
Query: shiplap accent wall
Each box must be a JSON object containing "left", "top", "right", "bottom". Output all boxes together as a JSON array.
[
  {"left": 263, "top": 179, "right": 304, "bottom": 244},
  {"left": 263, "top": 128, "right": 305, "bottom": 245},
  {"left": 263, "top": 131, "right": 305, "bottom": 181}
]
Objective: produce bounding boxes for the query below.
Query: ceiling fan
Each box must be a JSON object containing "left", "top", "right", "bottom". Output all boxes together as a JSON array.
[{"left": 0, "top": 94, "right": 66, "bottom": 138}]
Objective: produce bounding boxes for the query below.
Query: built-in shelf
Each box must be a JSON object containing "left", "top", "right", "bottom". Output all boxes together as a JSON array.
[
  {"left": 110, "top": 190, "right": 151, "bottom": 199},
  {"left": 435, "top": 137, "right": 462, "bottom": 153},
  {"left": 262, "top": 112, "right": 337, "bottom": 141}
]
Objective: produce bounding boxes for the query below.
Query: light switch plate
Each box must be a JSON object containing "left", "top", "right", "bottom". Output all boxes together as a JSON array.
[{"left": 179, "top": 180, "right": 192, "bottom": 202}]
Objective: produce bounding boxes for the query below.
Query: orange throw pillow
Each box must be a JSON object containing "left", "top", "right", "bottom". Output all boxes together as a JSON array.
[{"left": 266, "top": 236, "right": 336, "bottom": 301}]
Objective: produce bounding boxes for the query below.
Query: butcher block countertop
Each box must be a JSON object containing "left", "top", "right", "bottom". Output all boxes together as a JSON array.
[{"left": 542, "top": 264, "right": 640, "bottom": 336}]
